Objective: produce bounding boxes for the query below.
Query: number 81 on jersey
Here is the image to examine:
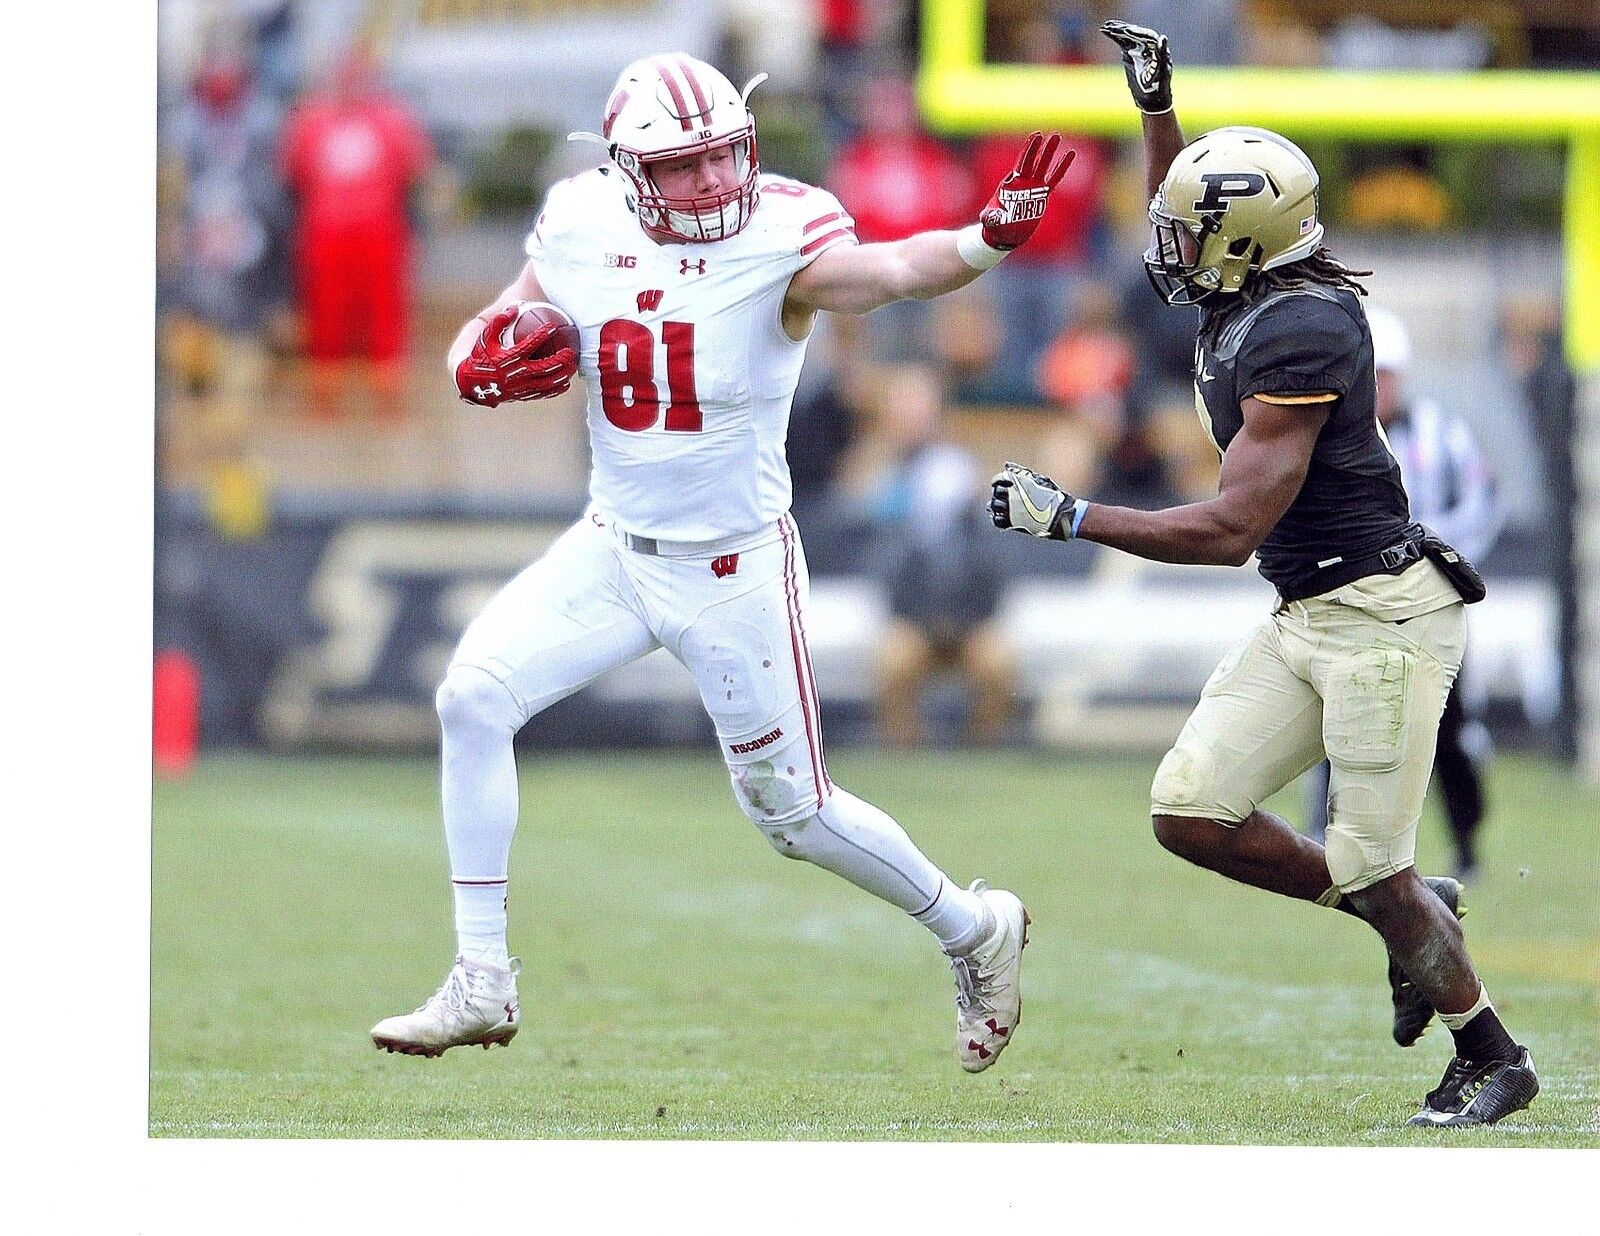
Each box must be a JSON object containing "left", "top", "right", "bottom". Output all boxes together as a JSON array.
[{"left": 598, "top": 319, "right": 701, "bottom": 433}]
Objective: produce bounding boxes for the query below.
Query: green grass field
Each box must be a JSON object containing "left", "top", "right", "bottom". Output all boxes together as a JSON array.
[{"left": 150, "top": 751, "right": 1599, "bottom": 1144}]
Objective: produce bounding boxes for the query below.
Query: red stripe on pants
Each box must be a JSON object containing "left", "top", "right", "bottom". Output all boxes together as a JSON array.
[
  {"left": 779, "top": 517, "right": 826, "bottom": 810},
  {"left": 783, "top": 516, "right": 832, "bottom": 793}
]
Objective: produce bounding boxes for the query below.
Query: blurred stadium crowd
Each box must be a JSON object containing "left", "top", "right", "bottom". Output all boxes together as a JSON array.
[{"left": 154, "top": 0, "right": 1591, "bottom": 755}]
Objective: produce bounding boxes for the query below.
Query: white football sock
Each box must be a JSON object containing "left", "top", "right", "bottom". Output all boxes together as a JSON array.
[
  {"left": 801, "top": 789, "right": 990, "bottom": 952},
  {"left": 914, "top": 877, "right": 995, "bottom": 955},
  {"left": 435, "top": 665, "right": 525, "bottom": 966},
  {"left": 452, "top": 880, "right": 510, "bottom": 967}
]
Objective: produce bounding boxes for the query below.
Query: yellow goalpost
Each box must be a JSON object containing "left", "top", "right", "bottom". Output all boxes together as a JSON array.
[
  {"left": 915, "top": 0, "right": 1600, "bottom": 371},
  {"left": 916, "top": 0, "right": 1600, "bottom": 777}
]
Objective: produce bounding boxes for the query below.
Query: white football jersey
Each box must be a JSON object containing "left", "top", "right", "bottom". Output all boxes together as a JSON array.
[{"left": 525, "top": 167, "right": 857, "bottom": 540}]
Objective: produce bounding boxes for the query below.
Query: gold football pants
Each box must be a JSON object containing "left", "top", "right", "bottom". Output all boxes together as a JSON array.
[{"left": 1151, "top": 561, "right": 1465, "bottom": 892}]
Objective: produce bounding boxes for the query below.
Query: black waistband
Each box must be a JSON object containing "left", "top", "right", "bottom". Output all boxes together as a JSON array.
[{"left": 1276, "top": 528, "right": 1425, "bottom": 604}]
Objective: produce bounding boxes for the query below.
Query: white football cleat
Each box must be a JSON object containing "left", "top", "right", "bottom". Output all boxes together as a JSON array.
[
  {"left": 951, "top": 880, "right": 1030, "bottom": 1073},
  {"left": 371, "top": 956, "right": 521, "bottom": 1058}
]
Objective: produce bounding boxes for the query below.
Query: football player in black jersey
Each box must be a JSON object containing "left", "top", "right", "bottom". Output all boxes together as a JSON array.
[{"left": 989, "top": 20, "right": 1538, "bottom": 1128}]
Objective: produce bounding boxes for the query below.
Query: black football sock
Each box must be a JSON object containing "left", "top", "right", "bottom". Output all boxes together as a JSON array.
[{"left": 1439, "top": 987, "right": 1520, "bottom": 1062}]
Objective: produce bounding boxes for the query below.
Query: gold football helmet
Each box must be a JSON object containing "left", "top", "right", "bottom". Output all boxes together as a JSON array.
[{"left": 1145, "top": 126, "right": 1324, "bottom": 305}]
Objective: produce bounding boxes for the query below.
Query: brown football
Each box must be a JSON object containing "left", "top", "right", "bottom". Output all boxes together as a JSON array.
[{"left": 506, "top": 301, "right": 580, "bottom": 357}]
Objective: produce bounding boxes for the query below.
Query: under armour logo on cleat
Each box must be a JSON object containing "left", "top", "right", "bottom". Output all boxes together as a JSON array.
[{"left": 473, "top": 382, "right": 501, "bottom": 400}]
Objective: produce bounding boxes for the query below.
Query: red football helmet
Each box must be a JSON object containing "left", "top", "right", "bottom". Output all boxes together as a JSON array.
[{"left": 573, "top": 54, "right": 766, "bottom": 244}]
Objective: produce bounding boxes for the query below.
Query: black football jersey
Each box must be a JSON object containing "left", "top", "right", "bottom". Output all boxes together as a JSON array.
[{"left": 1195, "top": 284, "right": 1413, "bottom": 595}]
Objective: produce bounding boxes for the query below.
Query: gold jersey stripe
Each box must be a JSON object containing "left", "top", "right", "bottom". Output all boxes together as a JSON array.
[{"left": 1255, "top": 391, "right": 1339, "bottom": 405}]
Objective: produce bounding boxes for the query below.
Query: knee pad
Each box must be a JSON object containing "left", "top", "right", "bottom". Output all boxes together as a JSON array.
[
  {"left": 1323, "top": 828, "right": 1371, "bottom": 892},
  {"left": 1150, "top": 744, "right": 1205, "bottom": 816},
  {"left": 730, "top": 744, "right": 833, "bottom": 861},
  {"left": 1324, "top": 782, "right": 1419, "bottom": 893},
  {"left": 1150, "top": 736, "right": 1248, "bottom": 824},
  {"left": 435, "top": 664, "right": 525, "bottom": 738},
  {"left": 728, "top": 755, "right": 819, "bottom": 829},
  {"left": 722, "top": 716, "right": 828, "bottom": 828}
]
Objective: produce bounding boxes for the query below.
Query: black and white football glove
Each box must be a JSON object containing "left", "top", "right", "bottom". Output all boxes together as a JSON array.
[
  {"left": 1101, "top": 20, "right": 1173, "bottom": 115},
  {"left": 989, "top": 462, "right": 1085, "bottom": 540}
]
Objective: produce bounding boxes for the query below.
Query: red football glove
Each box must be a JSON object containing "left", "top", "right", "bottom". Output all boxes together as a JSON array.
[
  {"left": 454, "top": 305, "right": 578, "bottom": 408},
  {"left": 978, "top": 132, "right": 1076, "bottom": 251}
]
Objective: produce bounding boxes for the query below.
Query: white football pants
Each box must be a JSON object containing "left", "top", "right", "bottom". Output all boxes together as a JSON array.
[{"left": 435, "top": 511, "right": 983, "bottom": 945}]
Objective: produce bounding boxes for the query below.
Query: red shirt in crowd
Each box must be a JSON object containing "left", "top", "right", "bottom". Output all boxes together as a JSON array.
[
  {"left": 828, "top": 134, "right": 974, "bottom": 244},
  {"left": 281, "top": 94, "right": 432, "bottom": 239},
  {"left": 816, "top": 0, "right": 865, "bottom": 45},
  {"left": 280, "top": 78, "right": 432, "bottom": 364}
]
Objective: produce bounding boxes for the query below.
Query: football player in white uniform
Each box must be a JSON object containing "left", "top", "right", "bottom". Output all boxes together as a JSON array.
[{"left": 371, "top": 54, "right": 1074, "bottom": 1072}]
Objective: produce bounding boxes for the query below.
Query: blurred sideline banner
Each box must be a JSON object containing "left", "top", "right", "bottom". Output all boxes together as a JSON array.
[
  {"left": 157, "top": 494, "right": 1561, "bottom": 753},
  {"left": 386, "top": 0, "right": 720, "bottom": 134}
]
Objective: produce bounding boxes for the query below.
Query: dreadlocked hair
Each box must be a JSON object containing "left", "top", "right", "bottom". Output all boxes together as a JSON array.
[
  {"left": 1202, "top": 246, "right": 1371, "bottom": 343},
  {"left": 1243, "top": 246, "right": 1371, "bottom": 302}
]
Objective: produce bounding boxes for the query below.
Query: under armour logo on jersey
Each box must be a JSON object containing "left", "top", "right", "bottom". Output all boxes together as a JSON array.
[
  {"left": 473, "top": 382, "right": 501, "bottom": 400},
  {"left": 637, "top": 289, "right": 664, "bottom": 313},
  {"left": 680, "top": 258, "right": 707, "bottom": 276},
  {"left": 710, "top": 553, "right": 740, "bottom": 578}
]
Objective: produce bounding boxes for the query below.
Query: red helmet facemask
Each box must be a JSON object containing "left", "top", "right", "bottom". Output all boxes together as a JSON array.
[{"left": 617, "top": 129, "right": 759, "bottom": 245}]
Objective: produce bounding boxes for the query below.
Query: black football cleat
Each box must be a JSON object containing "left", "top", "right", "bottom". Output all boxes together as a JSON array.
[
  {"left": 1388, "top": 876, "right": 1465, "bottom": 1046},
  {"left": 1406, "top": 1047, "right": 1539, "bottom": 1127}
]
